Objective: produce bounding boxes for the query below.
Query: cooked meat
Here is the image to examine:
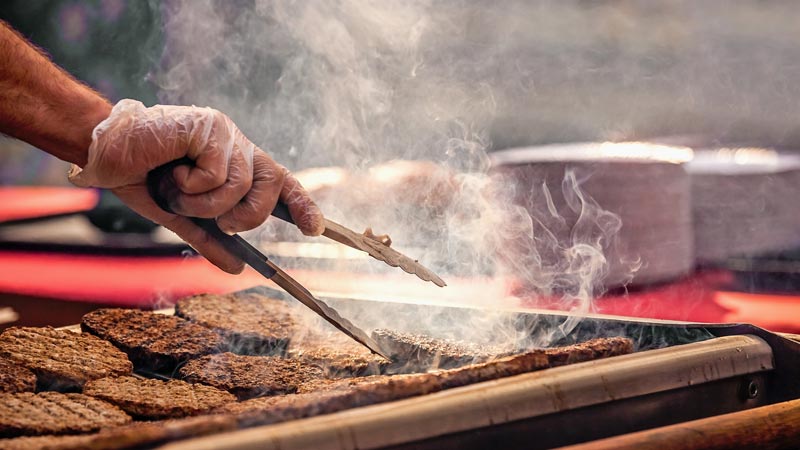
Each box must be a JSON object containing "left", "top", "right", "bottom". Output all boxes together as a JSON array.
[
  {"left": 220, "top": 337, "right": 633, "bottom": 428},
  {"left": 221, "top": 372, "right": 450, "bottom": 428},
  {"left": 296, "top": 375, "right": 388, "bottom": 394},
  {"left": 287, "top": 333, "right": 388, "bottom": 377},
  {"left": 83, "top": 376, "right": 235, "bottom": 419},
  {"left": 545, "top": 336, "right": 635, "bottom": 367},
  {"left": 175, "top": 293, "right": 296, "bottom": 355},
  {"left": 216, "top": 390, "right": 354, "bottom": 428},
  {"left": 0, "top": 358, "right": 36, "bottom": 393},
  {"left": 0, "top": 392, "right": 131, "bottom": 438},
  {"left": 371, "top": 328, "right": 508, "bottom": 371},
  {"left": 0, "top": 434, "right": 94, "bottom": 450},
  {"left": 0, "top": 327, "right": 132, "bottom": 392},
  {"left": 178, "top": 352, "right": 325, "bottom": 400},
  {"left": 0, "top": 415, "right": 238, "bottom": 450},
  {"left": 81, "top": 309, "right": 223, "bottom": 373},
  {"left": 87, "top": 414, "right": 237, "bottom": 449}
]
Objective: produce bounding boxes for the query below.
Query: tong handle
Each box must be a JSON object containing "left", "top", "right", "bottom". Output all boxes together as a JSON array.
[
  {"left": 146, "top": 157, "right": 278, "bottom": 277},
  {"left": 270, "top": 201, "right": 293, "bottom": 224}
]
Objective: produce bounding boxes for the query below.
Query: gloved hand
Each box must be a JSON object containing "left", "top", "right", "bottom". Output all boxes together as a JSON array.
[{"left": 68, "top": 99, "right": 324, "bottom": 273}]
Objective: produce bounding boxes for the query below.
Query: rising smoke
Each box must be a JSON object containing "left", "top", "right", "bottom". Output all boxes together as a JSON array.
[{"left": 154, "top": 0, "right": 637, "bottom": 346}]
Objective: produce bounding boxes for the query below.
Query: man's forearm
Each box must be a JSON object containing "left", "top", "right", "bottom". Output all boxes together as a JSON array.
[{"left": 0, "top": 21, "right": 111, "bottom": 166}]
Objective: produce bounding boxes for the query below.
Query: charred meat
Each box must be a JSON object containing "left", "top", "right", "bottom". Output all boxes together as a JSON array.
[
  {"left": 220, "top": 337, "right": 633, "bottom": 428},
  {"left": 0, "top": 414, "right": 238, "bottom": 450},
  {"left": 287, "top": 333, "right": 388, "bottom": 377},
  {"left": 81, "top": 309, "right": 223, "bottom": 373},
  {"left": 371, "top": 328, "right": 509, "bottom": 370},
  {"left": 83, "top": 376, "right": 235, "bottom": 420},
  {"left": 0, "top": 327, "right": 132, "bottom": 392},
  {"left": 179, "top": 352, "right": 325, "bottom": 400},
  {"left": 0, "top": 392, "right": 131, "bottom": 438},
  {"left": 0, "top": 358, "right": 36, "bottom": 394},
  {"left": 175, "top": 293, "right": 297, "bottom": 355},
  {"left": 0, "top": 433, "right": 93, "bottom": 450},
  {"left": 545, "top": 336, "right": 635, "bottom": 367}
]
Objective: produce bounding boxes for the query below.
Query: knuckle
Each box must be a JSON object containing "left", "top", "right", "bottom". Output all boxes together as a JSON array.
[
  {"left": 214, "top": 163, "right": 230, "bottom": 186},
  {"left": 254, "top": 155, "right": 285, "bottom": 184},
  {"left": 206, "top": 107, "right": 226, "bottom": 123},
  {"left": 272, "top": 165, "right": 287, "bottom": 185},
  {"left": 237, "top": 170, "right": 254, "bottom": 194},
  {"left": 197, "top": 170, "right": 227, "bottom": 192}
]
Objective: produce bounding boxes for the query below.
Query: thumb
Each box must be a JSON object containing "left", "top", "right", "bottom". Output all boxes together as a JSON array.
[{"left": 112, "top": 185, "right": 245, "bottom": 274}]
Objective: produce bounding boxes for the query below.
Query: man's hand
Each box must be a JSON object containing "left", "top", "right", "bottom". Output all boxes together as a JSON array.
[
  {"left": 68, "top": 100, "right": 324, "bottom": 273},
  {"left": 0, "top": 21, "right": 323, "bottom": 274}
]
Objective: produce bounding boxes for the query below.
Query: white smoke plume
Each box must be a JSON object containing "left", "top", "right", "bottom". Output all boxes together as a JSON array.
[{"left": 154, "top": 0, "right": 635, "bottom": 347}]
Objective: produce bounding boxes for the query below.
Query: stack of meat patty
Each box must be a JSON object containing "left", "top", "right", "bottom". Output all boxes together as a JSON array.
[{"left": 0, "top": 291, "right": 634, "bottom": 449}]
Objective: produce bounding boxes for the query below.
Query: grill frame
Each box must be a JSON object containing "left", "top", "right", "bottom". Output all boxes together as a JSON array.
[
  {"left": 146, "top": 286, "right": 800, "bottom": 450},
  {"left": 52, "top": 286, "right": 800, "bottom": 449},
  {"left": 160, "top": 334, "right": 775, "bottom": 450}
]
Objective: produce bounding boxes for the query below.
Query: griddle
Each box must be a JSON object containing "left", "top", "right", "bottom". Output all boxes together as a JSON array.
[{"left": 132, "top": 286, "right": 800, "bottom": 449}]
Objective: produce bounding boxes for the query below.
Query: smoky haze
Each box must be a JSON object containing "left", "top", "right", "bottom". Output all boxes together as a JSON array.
[
  {"left": 153, "top": 0, "right": 796, "bottom": 346},
  {"left": 155, "top": 0, "right": 800, "bottom": 164}
]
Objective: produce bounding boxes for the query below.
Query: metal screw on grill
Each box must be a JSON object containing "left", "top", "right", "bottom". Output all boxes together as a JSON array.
[{"left": 740, "top": 378, "right": 760, "bottom": 400}]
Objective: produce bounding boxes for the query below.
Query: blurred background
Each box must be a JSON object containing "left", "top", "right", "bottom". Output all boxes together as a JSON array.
[
  {"left": 2, "top": 0, "right": 800, "bottom": 331},
  {"left": 3, "top": 0, "right": 800, "bottom": 183},
  {"left": 0, "top": 0, "right": 160, "bottom": 184}
]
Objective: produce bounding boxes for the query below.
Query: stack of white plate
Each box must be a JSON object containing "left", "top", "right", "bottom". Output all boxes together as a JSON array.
[
  {"left": 687, "top": 148, "right": 800, "bottom": 264},
  {"left": 489, "top": 142, "right": 694, "bottom": 289}
]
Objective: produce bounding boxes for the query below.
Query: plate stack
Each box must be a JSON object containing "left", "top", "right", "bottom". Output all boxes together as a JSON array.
[
  {"left": 490, "top": 142, "right": 694, "bottom": 289},
  {"left": 687, "top": 148, "right": 800, "bottom": 264}
]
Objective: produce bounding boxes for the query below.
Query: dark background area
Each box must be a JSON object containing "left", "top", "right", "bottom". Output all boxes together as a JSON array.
[
  {"left": 0, "top": 0, "right": 162, "bottom": 184},
  {"left": 3, "top": 1, "right": 800, "bottom": 181},
  {"left": 0, "top": 0, "right": 161, "bottom": 103}
]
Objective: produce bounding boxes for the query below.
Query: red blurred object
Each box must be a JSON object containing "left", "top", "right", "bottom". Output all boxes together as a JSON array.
[
  {"left": 0, "top": 248, "right": 799, "bottom": 333},
  {"left": 0, "top": 251, "right": 261, "bottom": 305},
  {"left": 516, "top": 270, "right": 800, "bottom": 333},
  {"left": 0, "top": 187, "right": 98, "bottom": 223},
  {"left": 2, "top": 187, "right": 799, "bottom": 332}
]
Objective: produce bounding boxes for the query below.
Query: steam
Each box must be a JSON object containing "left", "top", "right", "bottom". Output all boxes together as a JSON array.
[{"left": 155, "top": 0, "right": 634, "bottom": 349}]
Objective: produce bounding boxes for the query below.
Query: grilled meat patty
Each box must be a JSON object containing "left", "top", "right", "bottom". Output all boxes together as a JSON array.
[
  {"left": 287, "top": 333, "right": 388, "bottom": 377},
  {"left": 81, "top": 309, "right": 223, "bottom": 373},
  {"left": 371, "top": 328, "right": 509, "bottom": 371},
  {"left": 0, "top": 327, "right": 132, "bottom": 392},
  {"left": 0, "top": 358, "right": 36, "bottom": 394},
  {"left": 220, "top": 337, "right": 634, "bottom": 428},
  {"left": 0, "top": 414, "right": 238, "bottom": 450},
  {"left": 545, "top": 336, "right": 635, "bottom": 367},
  {"left": 178, "top": 352, "right": 325, "bottom": 400},
  {"left": 0, "top": 392, "right": 131, "bottom": 438},
  {"left": 296, "top": 375, "right": 388, "bottom": 394},
  {"left": 217, "top": 391, "right": 347, "bottom": 427},
  {"left": 0, "top": 433, "right": 93, "bottom": 450},
  {"left": 83, "top": 376, "right": 235, "bottom": 419},
  {"left": 175, "top": 293, "right": 296, "bottom": 355}
]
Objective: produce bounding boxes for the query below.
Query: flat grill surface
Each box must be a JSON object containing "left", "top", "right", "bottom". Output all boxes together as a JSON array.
[{"left": 1, "top": 286, "right": 791, "bottom": 450}]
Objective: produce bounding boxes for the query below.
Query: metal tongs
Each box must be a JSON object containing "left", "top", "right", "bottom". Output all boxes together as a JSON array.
[
  {"left": 271, "top": 204, "right": 445, "bottom": 288},
  {"left": 147, "top": 157, "right": 445, "bottom": 359}
]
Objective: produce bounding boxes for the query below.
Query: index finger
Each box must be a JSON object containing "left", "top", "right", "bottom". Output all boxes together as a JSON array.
[{"left": 280, "top": 167, "right": 325, "bottom": 236}]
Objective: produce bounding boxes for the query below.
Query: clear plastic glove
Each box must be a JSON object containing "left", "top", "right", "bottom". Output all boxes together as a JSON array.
[{"left": 68, "top": 99, "right": 324, "bottom": 273}]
